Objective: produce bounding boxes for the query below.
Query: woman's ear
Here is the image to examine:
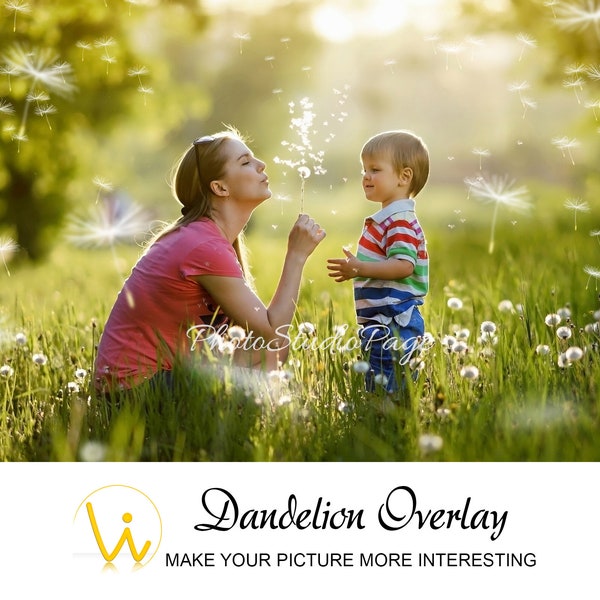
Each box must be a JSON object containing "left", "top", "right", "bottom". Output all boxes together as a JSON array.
[{"left": 210, "top": 180, "right": 229, "bottom": 197}]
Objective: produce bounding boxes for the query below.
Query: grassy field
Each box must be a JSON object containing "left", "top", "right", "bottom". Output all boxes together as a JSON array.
[{"left": 1, "top": 182, "right": 598, "bottom": 461}]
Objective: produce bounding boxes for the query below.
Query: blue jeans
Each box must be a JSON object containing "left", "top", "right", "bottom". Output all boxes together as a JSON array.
[{"left": 359, "top": 309, "right": 424, "bottom": 393}]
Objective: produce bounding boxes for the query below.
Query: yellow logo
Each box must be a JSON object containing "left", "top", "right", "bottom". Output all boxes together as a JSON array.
[{"left": 73, "top": 484, "right": 162, "bottom": 571}]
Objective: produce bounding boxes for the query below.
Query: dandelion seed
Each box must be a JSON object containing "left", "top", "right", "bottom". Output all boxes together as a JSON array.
[
  {"left": 555, "top": 0, "right": 600, "bottom": 38},
  {"left": 556, "top": 326, "right": 572, "bottom": 340},
  {"left": 516, "top": 32, "right": 537, "bottom": 61},
  {"left": 32, "top": 352, "right": 47, "bottom": 365},
  {"left": 508, "top": 80, "right": 530, "bottom": 100},
  {"left": 563, "top": 75, "right": 585, "bottom": 103},
  {"left": 545, "top": 313, "right": 562, "bottom": 326},
  {"left": 584, "top": 265, "right": 600, "bottom": 289},
  {"left": 565, "top": 346, "right": 584, "bottom": 361},
  {"left": 536, "top": 344, "right": 551, "bottom": 355},
  {"left": 34, "top": 103, "right": 56, "bottom": 129},
  {"left": 128, "top": 65, "right": 149, "bottom": 84},
  {"left": 552, "top": 136, "right": 579, "bottom": 165},
  {"left": 352, "top": 360, "right": 370, "bottom": 374},
  {"left": 447, "top": 297, "right": 463, "bottom": 310},
  {"left": 0, "top": 99, "right": 15, "bottom": 114},
  {"left": 460, "top": 365, "right": 479, "bottom": 380},
  {"left": 79, "top": 440, "right": 107, "bottom": 462},
  {"left": 564, "top": 198, "right": 590, "bottom": 230},
  {"left": 75, "top": 41, "right": 92, "bottom": 62},
  {"left": 233, "top": 32, "right": 251, "bottom": 54},
  {"left": 65, "top": 194, "right": 152, "bottom": 248},
  {"left": 584, "top": 98, "right": 600, "bottom": 120},
  {"left": 465, "top": 174, "right": 531, "bottom": 253},
  {"left": 418, "top": 433, "right": 443, "bottom": 454},
  {"left": 471, "top": 147, "right": 490, "bottom": 170},
  {"left": 521, "top": 97, "right": 537, "bottom": 119},
  {"left": 0, "top": 364, "right": 14, "bottom": 377},
  {"left": 4, "top": 0, "right": 31, "bottom": 32},
  {"left": 437, "top": 42, "right": 464, "bottom": 70},
  {"left": 0, "top": 236, "right": 19, "bottom": 275}
]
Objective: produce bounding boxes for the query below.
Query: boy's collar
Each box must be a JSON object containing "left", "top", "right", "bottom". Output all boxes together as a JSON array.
[{"left": 368, "top": 198, "right": 415, "bottom": 223}]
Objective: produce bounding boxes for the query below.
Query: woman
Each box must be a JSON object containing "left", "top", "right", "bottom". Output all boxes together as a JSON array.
[{"left": 93, "top": 128, "right": 326, "bottom": 393}]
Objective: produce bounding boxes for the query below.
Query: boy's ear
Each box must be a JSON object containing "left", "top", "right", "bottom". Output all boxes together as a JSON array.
[
  {"left": 398, "top": 167, "right": 413, "bottom": 185},
  {"left": 210, "top": 180, "right": 229, "bottom": 197}
]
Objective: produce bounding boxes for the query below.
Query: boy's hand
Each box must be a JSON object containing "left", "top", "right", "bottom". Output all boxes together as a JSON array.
[{"left": 327, "top": 248, "right": 361, "bottom": 282}]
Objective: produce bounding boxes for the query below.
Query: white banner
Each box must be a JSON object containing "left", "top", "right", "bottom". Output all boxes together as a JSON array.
[{"left": 0, "top": 462, "right": 595, "bottom": 598}]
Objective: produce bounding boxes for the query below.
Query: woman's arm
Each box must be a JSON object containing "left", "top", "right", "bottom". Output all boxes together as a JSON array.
[{"left": 193, "top": 214, "right": 325, "bottom": 368}]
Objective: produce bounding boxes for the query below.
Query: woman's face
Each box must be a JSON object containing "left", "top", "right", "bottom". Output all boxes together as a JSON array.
[{"left": 218, "top": 138, "right": 271, "bottom": 205}]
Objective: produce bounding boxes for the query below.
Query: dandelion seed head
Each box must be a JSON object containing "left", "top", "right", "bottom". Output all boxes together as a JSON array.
[
  {"left": 352, "top": 360, "right": 370, "bottom": 374},
  {"left": 498, "top": 299, "right": 515, "bottom": 313},
  {"left": 297, "top": 321, "right": 316, "bottom": 336},
  {"left": 373, "top": 373, "right": 388, "bottom": 387},
  {"left": 418, "top": 433, "right": 443, "bottom": 454},
  {"left": 32, "top": 352, "right": 47, "bottom": 365},
  {"left": 0, "top": 364, "right": 14, "bottom": 377},
  {"left": 480, "top": 320, "right": 497, "bottom": 334},
  {"left": 565, "top": 346, "right": 584, "bottom": 361},
  {"left": 79, "top": 440, "right": 107, "bottom": 462},
  {"left": 545, "top": 313, "right": 562, "bottom": 327},
  {"left": 15, "top": 332, "right": 27, "bottom": 345},
  {"left": 465, "top": 174, "right": 531, "bottom": 212},
  {"left": 447, "top": 297, "right": 463, "bottom": 310},
  {"left": 536, "top": 344, "right": 551, "bottom": 355},
  {"left": 460, "top": 365, "right": 479, "bottom": 380},
  {"left": 557, "top": 306, "right": 572, "bottom": 320},
  {"left": 75, "top": 368, "right": 87, "bottom": 380},
  {"left": 556, "top": 326, "right": 572, "bottom": 340},
  {"left": 227, "top": 325, "right": 246, "bottom": 342}
]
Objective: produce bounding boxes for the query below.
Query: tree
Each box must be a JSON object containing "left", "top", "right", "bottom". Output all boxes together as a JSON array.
[{"left": 0, "top": 0, "right": 209, "bottom": 261}]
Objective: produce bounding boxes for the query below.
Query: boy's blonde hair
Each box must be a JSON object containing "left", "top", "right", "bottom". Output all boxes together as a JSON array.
[{"left": 361, "top": 130, "right": 430, "bottom": 197}]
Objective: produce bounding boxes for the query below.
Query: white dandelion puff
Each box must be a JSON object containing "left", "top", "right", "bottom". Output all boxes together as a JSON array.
[
  {"left": 536, "top": 344, "right": 551, "bottom": 355},
  {"left": 498, "top": 299, "right": 515, "bottom": 313},
  {"left": 352, "top": 360, "right": 370, "bottom": 374},
  {"left": 480, "top": 321, "right": 497, "bottom": 334},
  {"left": 565, "top": 346, "right": 584, "bottom": 361},
  {"left": 447, "top": 297, "right": 463, "bottom": 310},
  {"left": 556, "top": 326, "right": 572, "bottom": 340},
  {"left": 555, "top": 0, "right": 600, "bottom": 38},
  {"left": 418, "top": 433, "right": 443, "bottom": 454},
  {"left": 0, "top": 364, "right": 14, "bottom": 377},
  {"left": 32, "top": 352, "right": 47, "bottom": 365},
  {"left": 545, "top": 313, "right": 562, "bottom": 327},
  {"left": 460, "top": 365, "right": 479, "bottom": 380}
]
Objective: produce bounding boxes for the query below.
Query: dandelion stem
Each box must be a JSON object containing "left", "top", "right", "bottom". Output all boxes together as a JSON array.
[{"left": 488, "top": 200, "right": 499, "bottom": 254}]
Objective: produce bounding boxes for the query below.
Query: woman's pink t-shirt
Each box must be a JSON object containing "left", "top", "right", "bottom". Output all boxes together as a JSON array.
[{"left": 94, "top": 219, "right": 243, "bottom": 389}]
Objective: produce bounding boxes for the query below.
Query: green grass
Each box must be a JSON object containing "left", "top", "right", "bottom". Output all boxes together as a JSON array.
[{"left": 1, "top": 183, "right": 598, "bottom": 461}]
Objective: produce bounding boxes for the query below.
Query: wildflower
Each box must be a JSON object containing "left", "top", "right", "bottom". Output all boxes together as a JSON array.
[
  {"left": 536, "top": 344, "right": 551, "bottom": 355},
  {"left": 565, "top": 346, "right": 584, "bottom": 362},
  {"left": 544, "top": 313, "right": 561, "bottom": 327},
  {"left": 32, "top": 352, "right": 47, "bottom": 365},
  {"left": 460, "top": 365, "right": 479, "bottom": 380},
  {"left": 79, "top": 440, "right": 107, "bottom": 462},
  {"left": 418, "top": 433, "right": 443, "bottom": 454},
  {"left": 480, "top": 321, "right": 497, "bottom": 334},
  {"left": 498, "top": 299, "right": 514, "bottom": 313},
  {"left": 0, "top": 364, "right": 14, "bottom": 377},
  {"left": 556, "top": 326, "right": 572, "bottom": 340},
  {"left": 447, "top": 297, "right": 463, "bottom": 310}
]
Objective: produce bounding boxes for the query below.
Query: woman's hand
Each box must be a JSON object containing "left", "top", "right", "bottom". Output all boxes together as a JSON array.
[{"left": 287, "top": 213, "right": 326, "bottom": 260}]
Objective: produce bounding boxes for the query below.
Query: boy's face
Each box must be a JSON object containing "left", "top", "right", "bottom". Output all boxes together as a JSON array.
[{"left": 361, "top": 152, "right": 409, "bottom": 206}]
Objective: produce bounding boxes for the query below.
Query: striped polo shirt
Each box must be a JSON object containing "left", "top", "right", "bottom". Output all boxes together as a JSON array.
[{"left": 354, "top": 198, "right": 429, "bottom": 326}]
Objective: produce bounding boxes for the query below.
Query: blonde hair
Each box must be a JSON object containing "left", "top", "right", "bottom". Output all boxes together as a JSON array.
[
  {"left": 361, "top": 130, "right": 430, "bottom": 197},
  {"left": 144, "top": 127, "right": 252, "bottom": 282}
]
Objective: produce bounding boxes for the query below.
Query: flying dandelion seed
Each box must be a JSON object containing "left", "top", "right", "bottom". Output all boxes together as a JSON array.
[
  {"left": 76, "top": 41, "right": 93, "bottom": 63},
  {"left": 437, "top": 42, "right": 464, "bottom": 70},
  {"left": 552, "top": 136, "right": 580, "bottom": 165},
  {"left": 0, "top": 236, "right": 19, "bottom": 276},
  {"left": 564, "top": 198, "right": 590, "bottom": 230},
  {"left": 516, "top": 32, "right": 537, "bottom": 61},
  {"left": 521, "top": 97, "right": 538, "bottom": 119},
  {"left": 4, "top": 0, "right": 31, "bottom": 32},
  {"left": 465, "top": 174, "right": 531, "bottom": 253},
  {"left": 65, "top": 193, "right": 151, "bottom": 248},
  {"left": 274, "top": 96, "right": 326, "bottom": 213},
  {"left": 471, "top": 147, "right": 490, "bottom": 170},
  {"left": 584, "top": 265, "right": 600, "bottom": 289},
  {"left": 1, "top": 44, "right": 75, "bottom": 137},
  {"left": 563, "top": 75, "right": 585, "bottom": 103},
  {"left": 92, "top": 176, "right": 114, "bottom": 203},
  {"left": 34, "top": 102, "right": 56, "bottom": 129},
  {"left": 584, "top": 98, "right": 600, "bottom": 120},
  {"left": 555, "top": 0, "right": 600, "bottom": 38},
  {"left": 233, "top": 32, "right": 251, "bottom": 54},
  {"left": 590, "top": 230, "right": 600, "bottom": 245},
  {"left": 465, "top": 35, "right": 485, "bottom": 60}
]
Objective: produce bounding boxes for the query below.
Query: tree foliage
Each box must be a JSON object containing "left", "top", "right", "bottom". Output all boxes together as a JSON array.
[{"left": 0, "top": 0, "right": 209, "bottom": 260}]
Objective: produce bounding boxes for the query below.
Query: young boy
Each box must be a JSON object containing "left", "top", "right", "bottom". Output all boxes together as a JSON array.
[{"left": 327, "top": 130, "right": 429, "bottom": 393}]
